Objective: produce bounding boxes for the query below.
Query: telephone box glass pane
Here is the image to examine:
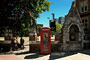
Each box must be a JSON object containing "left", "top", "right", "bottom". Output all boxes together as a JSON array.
[{"left": 43, "top": 32, "right": 49, "bottom": 51}]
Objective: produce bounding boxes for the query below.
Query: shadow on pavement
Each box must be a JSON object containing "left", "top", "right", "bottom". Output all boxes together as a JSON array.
[
  {"left": 49, "top": 50, "right": 90, "bottom": 60},
  {"left": 15, "top": 51, "right": 30, "bottom": 55},
  {"left": 24, "top": 53, "right": 49, "bottom": 59},
  {"left": 79, "top": 49, "right": 90, "bottom": 55},
  {"left": 16, "top": 49, "right": 90, "bottom": 60}
]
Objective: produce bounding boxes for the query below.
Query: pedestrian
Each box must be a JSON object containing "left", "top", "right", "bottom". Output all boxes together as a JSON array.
[
  {"left": 12, "top": 38, "right": 17, "bottom": 51},
  {"left": 16, "top": 37, "right": 19, "bottom": 49},
  {"left": 20, "top": 37, "right": 24, "bottom": 49}
]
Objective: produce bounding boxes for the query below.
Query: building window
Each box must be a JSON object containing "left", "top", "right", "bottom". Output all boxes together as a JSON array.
[
  {"left": 85, "top": 6, "right": 87, "bottom": 11},
  {"left": 81, "top": 7, "right": 84, "bottom": 12},
  {"left": 85, "top": 19, "right": 87, "bottom": 22},
  {"left": 84, "top": 28, "right": 88, "bottom": 31},
  {"left": 82, "top": 19, "right": 88, "bottom": 23},
  {"left": 85, "top": 24, "right": 87, "bottom": 27},
  {"left": 80, "top": 1, "right": 88, "bottom": 13},
  {"left": 84, "top": 35, "right": 90, "bottom": 40},
  {"left": 81, "top": 19, "right": 88, "bottom": 32},
  {"left": 83, "top": 19, "right": 88, "bottom": 32},
  {"left": 82, "top": 20, "right": 84, "bottom": 23}
]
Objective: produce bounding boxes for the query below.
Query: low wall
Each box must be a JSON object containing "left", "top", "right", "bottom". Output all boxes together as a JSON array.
[{"left": 0, "top": 37, "right": 29, "bottom": 45}]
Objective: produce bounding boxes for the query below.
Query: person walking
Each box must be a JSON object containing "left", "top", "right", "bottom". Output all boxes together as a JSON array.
[
  {"left": 20, "top": 37, "right": 24, "bottom": 49},
  {"left": 12, "top": 38, "right": 17, "bottom": 51}
]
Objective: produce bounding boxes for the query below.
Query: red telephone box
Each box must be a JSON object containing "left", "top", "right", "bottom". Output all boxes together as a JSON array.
[{"left": 40, "top": 27, "right": 51, "bottom": 54}]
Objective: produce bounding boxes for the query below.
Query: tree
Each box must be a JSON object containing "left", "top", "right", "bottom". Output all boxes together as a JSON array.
[
  {"left": 37, "top": 25, "right": 43, "bottom": 36},
  {"left": 51, "top": 23, "right": 62, "bottom": 36},
  {"left": 56, "top": 23, "right": 62, "bottom": 32},
  {"left": 0, "top": 0, "right": 14, "bottom": 36},
  {"left": 0, "top": 0, "right": 51, "bottom": 36},
  {"left": 14, "top": 0, "right": 51, "bottom": 18}
]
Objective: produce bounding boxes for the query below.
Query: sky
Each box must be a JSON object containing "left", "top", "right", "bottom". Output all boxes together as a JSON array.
[{"left": 36, "top": 0, "right": 75, "bottom": 27}]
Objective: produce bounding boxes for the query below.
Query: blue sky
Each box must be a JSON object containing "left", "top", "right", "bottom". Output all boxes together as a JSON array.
[{"left": 36, "top": 0, "right": 75, "bottom": 27}]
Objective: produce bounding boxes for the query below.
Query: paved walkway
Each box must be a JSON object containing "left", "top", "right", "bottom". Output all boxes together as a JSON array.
[
  {"left": 0, "top": 54, "right": 22, "bottom": 60},
  {"left": 55, "top": 53, "right": 90, "bottom": 60},
  {"left": 0, "top": 45, "right": 90, "bottom": 60},
  {"left": 16, "top": 52, "right": 90, "bottom": 60},
  {"left": 14, "top": 46, "right": 90, "bottom": 60}
]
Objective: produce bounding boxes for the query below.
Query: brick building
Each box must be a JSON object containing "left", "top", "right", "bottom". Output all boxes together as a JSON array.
[{"left": 76, "top": 0, "right": 90, "bottom": 49}]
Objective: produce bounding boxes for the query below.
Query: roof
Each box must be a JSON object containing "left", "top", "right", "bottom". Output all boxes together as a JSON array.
[{"left": 41, "top": 27, "right": 51, "bottom": 29}]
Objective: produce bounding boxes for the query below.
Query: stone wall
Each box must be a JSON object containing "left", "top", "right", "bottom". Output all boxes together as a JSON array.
[
  {"left": 29, "top": 41, "right": 60, "bottom": 53},
  {"left": 29, "top": 44, "right": 40, "bottom": 52},
  {"left": 62, "top": 2, "right": 84, "bottom": 51},
  {"left": 65, "top": 41, "right": 82, "bottom": 51}
]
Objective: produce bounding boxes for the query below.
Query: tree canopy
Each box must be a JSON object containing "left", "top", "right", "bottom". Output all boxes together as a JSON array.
[
  {"left": 56, "top": 23, "right": 62, "bottom": 32},
  {"left": 0, "top": 0, "right": 51, "bottom": 36}
]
